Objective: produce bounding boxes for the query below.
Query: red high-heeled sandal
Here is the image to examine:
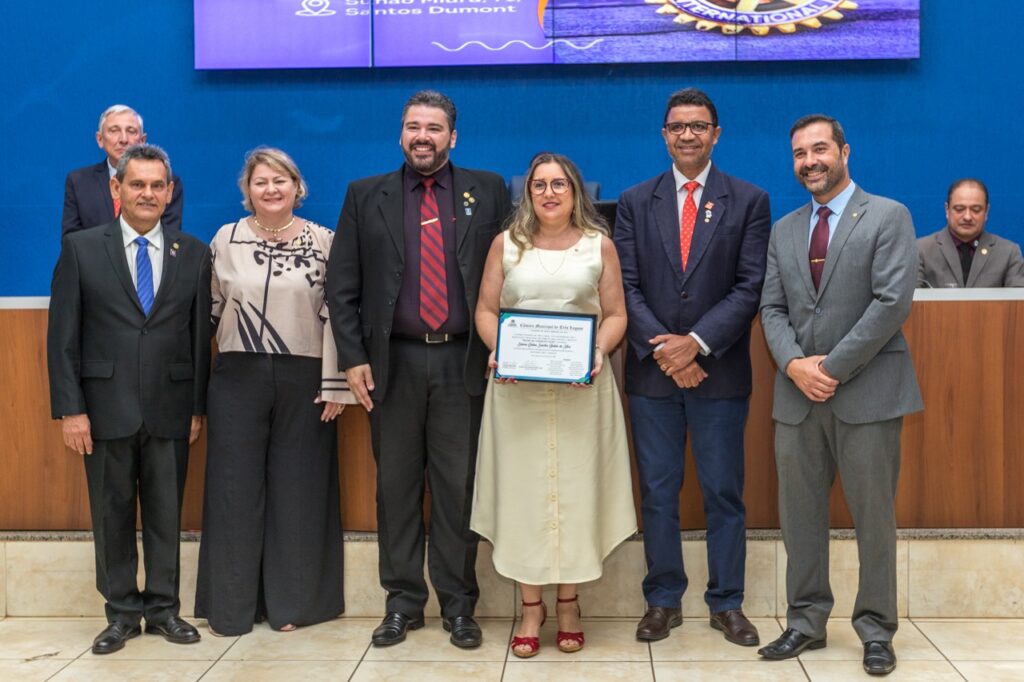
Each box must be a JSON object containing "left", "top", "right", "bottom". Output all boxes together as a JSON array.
[
  {"left": 556, "top": 595, "right": 585, "bottom": 653},
  {"left": 511, "top": 600, "right": 547, "bottom": 658}
]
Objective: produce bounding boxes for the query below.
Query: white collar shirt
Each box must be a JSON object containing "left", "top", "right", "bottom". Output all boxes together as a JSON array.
[
  {"left": 672, "top": 161, "right": 713, "bottom": 226},
  {"left": 120, "top": 216, "right": 164, "bottom": 293}
]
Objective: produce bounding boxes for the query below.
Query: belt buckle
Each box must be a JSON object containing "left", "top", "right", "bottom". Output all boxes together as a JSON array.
[{"left": 424, "top": 333, "right": 448, "bottom": 344}]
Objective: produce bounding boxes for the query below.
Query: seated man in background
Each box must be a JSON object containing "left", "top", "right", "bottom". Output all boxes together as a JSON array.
[
  {"left": 917, "top": 178, "right": 1024, "bottom": 287},
  {"left": 62, "top": 104, "right": 184, "bottom": 235}
]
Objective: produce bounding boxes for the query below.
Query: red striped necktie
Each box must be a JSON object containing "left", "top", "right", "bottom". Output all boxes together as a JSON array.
[{"left": 419, "top": 177, "right": 448, "bottom": 330}]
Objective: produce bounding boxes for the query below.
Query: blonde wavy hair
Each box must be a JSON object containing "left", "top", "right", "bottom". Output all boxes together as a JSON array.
[
  {"left": 506, "top": 152, "right": 608, "bottom": 260},
  {"left": 238, "top": 146, "right": 308, "bottom": 212}
]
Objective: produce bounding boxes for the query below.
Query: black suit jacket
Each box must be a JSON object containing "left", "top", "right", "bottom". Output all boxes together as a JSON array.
[
  {"left": 62, "top": 160, "right": 185, "bottom": 235},
  {"left": 47, "top": 221, "right": 211, "bottom": 440},
  {"left": 327, "top": 163, "right": 511, "bottom": 401}
]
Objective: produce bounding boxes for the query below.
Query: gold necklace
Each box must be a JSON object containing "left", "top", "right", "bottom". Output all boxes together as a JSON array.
[
  {"left": 535, "top": 246, "right": 568, "bottom": 276},
  {"left": 251, "top": 215, "right": 296, "bottom": 239}
]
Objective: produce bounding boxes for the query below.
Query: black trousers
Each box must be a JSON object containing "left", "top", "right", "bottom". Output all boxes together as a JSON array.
[
  {"left": 84, "top": 427, "right": 188, "bottom": 627},
  {"left": 370, "top": 337, "right": 482, "bottom": 618},
  {"left": 195, "top": 353, "right": 343, "bottom": 635}
]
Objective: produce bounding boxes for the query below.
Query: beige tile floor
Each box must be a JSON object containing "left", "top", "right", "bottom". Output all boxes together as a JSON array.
[{"left": 0, "top": 616, "right": 1021, "bottom": 681}]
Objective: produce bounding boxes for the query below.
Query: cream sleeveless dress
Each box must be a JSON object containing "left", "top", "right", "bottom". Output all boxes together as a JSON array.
[{"left": 470, "top": 231, "right": 637, "bottom": 584}]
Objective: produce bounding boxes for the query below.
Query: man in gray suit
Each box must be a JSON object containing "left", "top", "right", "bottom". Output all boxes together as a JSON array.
[
  {"left": 758, "top": 115, "right": 923, "bottom": 676},
  {"left": 917, "top": 178, "right": 1024, "bottom": 287}
]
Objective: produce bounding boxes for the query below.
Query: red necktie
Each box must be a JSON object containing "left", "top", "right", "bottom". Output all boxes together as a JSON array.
[
  {"left": 113, "top": 197, "right": 121, "bottom": 217},
  {"left": 809, "top": 205, "right": 832, "bottom": 290},
  {"left": 419, "top": 177, "right": 448, "bottom": 330},
  {"left": 680, "top": 180, "right": 699, "bottom": 270}
]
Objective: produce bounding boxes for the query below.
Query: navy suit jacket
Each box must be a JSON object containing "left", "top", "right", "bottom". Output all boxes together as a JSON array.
[
  {"left": 62, "top": 160, "right": 184, "bottom": 235},
  {"left": 614, "top": 164, "right": 771, "bottom": 399}
]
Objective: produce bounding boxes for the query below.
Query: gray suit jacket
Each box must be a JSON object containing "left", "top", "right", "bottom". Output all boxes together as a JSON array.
[
  {"left": 760, "top": 185, "right": 923, "bottom": 425},
  {"left": 917, "top": 229, "right": 1024, "bottom": 288}
]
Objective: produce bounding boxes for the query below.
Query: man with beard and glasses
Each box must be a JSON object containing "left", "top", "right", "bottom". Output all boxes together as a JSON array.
[
  {"left": 917, "top": 178, "right": 1024, "bottom": 287},
  {"left": 758, "top": 114, "right": 923, "bottom": 676},
  {"left": 614, "top": 88, "right": 770, "bottom": 647},
  {"left": 326, "top": 90, "right": 511, "bottom": 649}
]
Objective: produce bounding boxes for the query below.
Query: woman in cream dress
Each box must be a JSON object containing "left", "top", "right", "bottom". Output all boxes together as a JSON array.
[{"left": 471, "top": 153, "right": 637, "bottom": 657}]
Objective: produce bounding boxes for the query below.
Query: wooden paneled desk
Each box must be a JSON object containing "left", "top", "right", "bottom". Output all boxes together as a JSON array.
[{"left": 2, "top": 290, "right": 1021, "bottom": 531}]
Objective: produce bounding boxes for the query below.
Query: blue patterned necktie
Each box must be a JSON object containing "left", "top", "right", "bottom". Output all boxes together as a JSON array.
[{"left": 134, "top": 236, "right": 154, "bottom": 315}]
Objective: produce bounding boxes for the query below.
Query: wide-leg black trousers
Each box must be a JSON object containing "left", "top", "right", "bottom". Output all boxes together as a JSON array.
[{"left": 195, "top": 352, "right": 343, "bottom": 635}]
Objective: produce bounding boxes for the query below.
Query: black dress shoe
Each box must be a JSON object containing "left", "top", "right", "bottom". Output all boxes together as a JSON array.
[
  {"left": 863, "top": 640, "right": 897, "bottom": 675},
  {"left": 371, "top": 612, "right": 425, "bottom": 647},
  {"left": 636, "top": 606, "right": 683, "bottom": 641},
  {"left": 145, "top": 615, "right": 201, "bottom": 644},
  {"left": 443, "top": 615, "right": 483, "bottom": 648},
  {"left": 757, "top": 627, "right": 827, "bottom": 660},
  {"left": 92, "top": 622, "right": 141, "bottom": 655},
  {"left": 710, "top": 609, "right": 760, "bottom": 646}
]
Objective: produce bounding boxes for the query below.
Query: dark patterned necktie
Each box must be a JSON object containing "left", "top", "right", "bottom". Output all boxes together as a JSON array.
[
  {"left": 809, "top": 205, "right": 832, "bottom": 290},
  {"left": 418, "top": 177, "right": 448, "bottom": 330}
]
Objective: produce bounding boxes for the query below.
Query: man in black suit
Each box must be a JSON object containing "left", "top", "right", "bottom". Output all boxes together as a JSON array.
[
  {"left": 62, "top": 104, "right": 184, "bottom": 235},
  {"left": 327, "top": 90, "right": 511, "bottom": 649},
  {"left": 48, "top": 144, "right": 210, "bottom": 655}
]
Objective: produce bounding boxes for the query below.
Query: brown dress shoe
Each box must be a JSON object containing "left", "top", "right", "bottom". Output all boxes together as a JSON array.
[
  {"left": 636, "top": 606, "right": 682, "bottom": 641},
  {"left": 709, "top": 609, "right": 760, "bottom": 646}
]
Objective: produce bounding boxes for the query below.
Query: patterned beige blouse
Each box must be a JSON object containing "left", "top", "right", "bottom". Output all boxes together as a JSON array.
[{"left": 210, "top": 219, "right": 354, "bottom": 404}]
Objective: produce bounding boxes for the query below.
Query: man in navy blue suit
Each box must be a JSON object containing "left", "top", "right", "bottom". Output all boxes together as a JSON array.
[
  {"left": 62, "top": 104, "right": 183, "bottom": 235},
  {"left": 615, "top": 88, "right": 771, "bottom": 645}
]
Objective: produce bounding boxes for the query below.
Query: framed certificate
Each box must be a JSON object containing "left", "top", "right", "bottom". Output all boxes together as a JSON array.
[{"left": 494, "top": 309, "right": 597, "bottom": 384}]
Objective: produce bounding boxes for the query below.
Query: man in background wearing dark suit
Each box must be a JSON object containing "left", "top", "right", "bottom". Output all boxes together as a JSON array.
[
  {"left": 48, "top": 144, "right": 210, "bottom": 655},
  {"left": 917, "top": 178, "right": 1024, "bottom": 287},
  {"left": 327, "top": 91, "right": 511, "bottom": 649},
  {"left": 615, "top": 88, "right": 771, "bottom": 646},
  {"left": 62, "top": 104, "right": 184, "bottom": 235}
]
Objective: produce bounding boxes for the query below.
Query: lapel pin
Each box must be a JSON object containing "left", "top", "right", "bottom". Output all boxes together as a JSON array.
[
  {"left": 704, "top": 210, "right": 712, "bottom": 223},
  {"left": 981, "top": 248, "right": 989, "bottom": 255},
  {"left": 852, "top": 212, "right": 858, "bottom": 218},
  {"left": 463, "top": 191, "right": 470, "bottom": 198},
  {"left": 704, "top": 201, "right": 714, "bottom": 210},
  {"left": 170, "top": 242, "right": 179, "bottom": 257},
  {"left": 465, "top": 206, "right": 473, "bottom": 216}
]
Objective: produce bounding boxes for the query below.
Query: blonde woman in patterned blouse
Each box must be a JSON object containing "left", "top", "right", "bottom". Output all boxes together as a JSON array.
[{"left": 195, "top": 147, "right": 355, "bottom": 636}]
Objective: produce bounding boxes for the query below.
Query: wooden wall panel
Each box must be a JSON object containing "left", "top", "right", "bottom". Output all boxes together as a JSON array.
[
  {"left": 0, "top": 310, "right": 91, "bottom": 530},
  {"left": 897, "top": 302, "right": 1009, "bottom": 526},
  {"left": 3, "top": 301, "right": 1022, "bottom": 531}
]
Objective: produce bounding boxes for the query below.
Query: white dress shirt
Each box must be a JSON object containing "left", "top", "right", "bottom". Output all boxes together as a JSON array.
[
  {"left": 120, "top": 217, "right": 164, "bottom": 293},
  {"left": 672, "top": 161, "right": 713, "bottom": 228}
]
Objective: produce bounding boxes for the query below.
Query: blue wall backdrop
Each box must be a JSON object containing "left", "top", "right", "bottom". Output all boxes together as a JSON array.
[{"left": 1, "top": 2, "right": 1020, "bottom": 295}]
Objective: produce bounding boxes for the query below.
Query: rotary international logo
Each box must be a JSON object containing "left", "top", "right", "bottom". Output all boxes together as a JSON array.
[{"left": 647, "top": 0, "right": 858, "bottom": 35}]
